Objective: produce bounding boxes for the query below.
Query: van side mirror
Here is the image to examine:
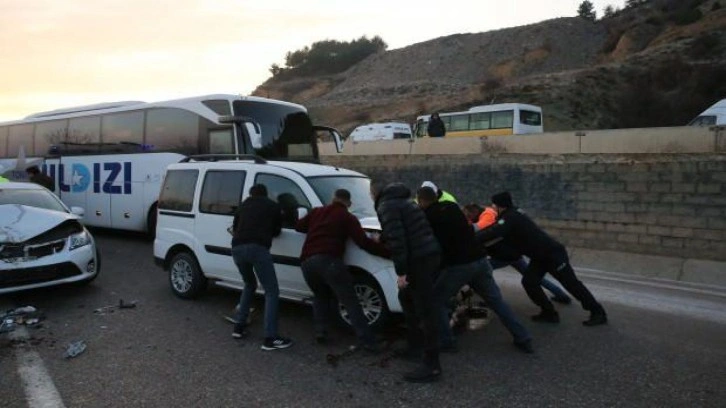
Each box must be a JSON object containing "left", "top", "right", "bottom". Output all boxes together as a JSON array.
[
  {"left": 313, "top": 126, "right": 344, "bottom": 153},
  {"left": 70, "top": 206, "right": 85, "bottom": 217},
  {"left": 244, "top": 123, "right": 262, "bottom": 149}
]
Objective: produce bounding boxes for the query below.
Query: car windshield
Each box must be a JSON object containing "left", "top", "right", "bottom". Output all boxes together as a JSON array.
[
  {"left": 307, "top": 176, "right": 376, "bottom": 219},
  {"left": 0, "top": 188, "right": 68, "bottom": 213}
]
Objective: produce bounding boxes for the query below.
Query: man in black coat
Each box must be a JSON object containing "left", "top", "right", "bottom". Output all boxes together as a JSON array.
[
  {"left": 476, "top": 192, "right": 608, "bottom": 326},
  {"left": 230, "top": 184, "right": 292, "bottom": 350},
  {"left": 374, "top": 182, "right": 442, "bottom": 383},
  {"left": 427, "top": 113, "right": 446, "bottom": 137},
  {"left": 417, "top": 187, "right": 533, "bottom": 354}
]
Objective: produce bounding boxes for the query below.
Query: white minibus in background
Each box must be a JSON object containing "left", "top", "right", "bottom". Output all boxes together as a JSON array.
[
  {"left": 349, "top": 122, "right": 412, "bottom": 142},
  {"left": 689, "top": 99, "right": 726, "bottom": 126}
]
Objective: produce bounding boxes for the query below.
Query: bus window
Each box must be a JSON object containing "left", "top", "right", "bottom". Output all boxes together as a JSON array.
[
  {"left": 8, "top": 124, "right": 34, "bottom": 156},
  {"left": 415, "top": 120, "right": 427, "bottom": 137},
  {"left": 209, "top": 129, "right": 234, "bottom": 154},
  {"left": 520, "top": 110, "right": 542, "bottom": 126},
  {"left": 0, "top": 126, "right": 7, "bottom": 158},
  {"left": 491, "top": 111, "right": 514, "bottom": 129},
  {"left": 34, "top": 120, "right": 68, "bottom": 156},
  {"left": 68, "top": 116, "right": 101, "bottom": 145},
  {"left": 449, "top": 114, "right": 470, "bottom": 131},
  {"left": 202, "top": 99, "right": 232, "bottom": 116},
  {"left": 470, "top": 112, "right": 491, "bottom": 130},
  {"left": 688, "top": 115, "right": 717, "bottom": 126},
  {"left": 146, "top": 108, "right": 200, "bottom": 154},
  {"left": 102, "top": 111, "right": 144, "bottom": 145}
]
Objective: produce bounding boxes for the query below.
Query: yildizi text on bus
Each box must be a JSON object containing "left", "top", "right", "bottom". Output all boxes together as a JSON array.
[
  {"left": 0, "top": 94, "right": 343, "bottom": 234},
  {"left": 414, "top": 103, "right": 544, "bottom": 138}
]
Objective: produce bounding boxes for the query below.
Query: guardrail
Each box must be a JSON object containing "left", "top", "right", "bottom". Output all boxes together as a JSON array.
[{"left": 319, "top": 126, "right": 726, "bottom": 155}]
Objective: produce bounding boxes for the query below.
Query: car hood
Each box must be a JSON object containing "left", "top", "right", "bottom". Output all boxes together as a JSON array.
[
  {"left": 359, "top": 216, "right": 381, "bottom": 231},
  {"left": 0, "top": 204, "right": 76, "bottom": 243}
]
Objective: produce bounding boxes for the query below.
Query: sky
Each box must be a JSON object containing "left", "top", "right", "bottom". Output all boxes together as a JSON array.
[{"left": 0, "top": 0, "right": 614, "bottom": 121}]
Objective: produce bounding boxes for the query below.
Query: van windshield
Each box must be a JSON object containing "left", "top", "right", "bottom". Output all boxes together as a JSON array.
[{"left": 307, "top": 176, "right": 376, "bottom": 219}]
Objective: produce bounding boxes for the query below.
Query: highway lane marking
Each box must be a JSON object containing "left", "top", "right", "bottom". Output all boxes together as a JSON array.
[{"left": 2, "top": 301, "right": 66, "bottom": 408}]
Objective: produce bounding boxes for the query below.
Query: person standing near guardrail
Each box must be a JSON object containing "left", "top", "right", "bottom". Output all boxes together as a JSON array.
[
  {"left": 427, "top": 113, "right": 446, "bottom": 137},
  {"left": 476, "top": 192, "right": 608, "bottom": 327},
  {"left": 420, "top": 181, "right": 457, "bottom": 204},
  {"left": 230, "top": 183, "right": 293, "bottom": 351},
  {"left": 373, "top": 181, "right": 443, "bottom": 383}
]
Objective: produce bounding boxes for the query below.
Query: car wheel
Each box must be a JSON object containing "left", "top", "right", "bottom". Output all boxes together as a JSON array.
[
  {"left": 336, "top": 273, "right": 389, "bottom": 332},
  {"left": 168, "top": 252, "right": 207, "bottom": 299}
]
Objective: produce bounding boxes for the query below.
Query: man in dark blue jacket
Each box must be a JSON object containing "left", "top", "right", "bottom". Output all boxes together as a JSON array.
[
  {"left": 374, "top": 182, "right": 442, "bottom": 383},
  {"left": 230, "top": 184, "right": 292, "bottom": 350},
  {"left": 476, "top": 192, "right": 607, "bottom": 326},
  {"left": 417, "top": 187, "right": 532, "bottom": 354}
]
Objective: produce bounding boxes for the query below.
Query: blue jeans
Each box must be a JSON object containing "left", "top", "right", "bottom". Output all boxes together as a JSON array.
[
  {"left": 232, "top": 243, "right": 279, "bottom": 339},
  {"left": 434, "top": 258, "right": 530, "bottom": 346},
  {"left": 489, "top": 257, "right": 570, "bottom": 300}
]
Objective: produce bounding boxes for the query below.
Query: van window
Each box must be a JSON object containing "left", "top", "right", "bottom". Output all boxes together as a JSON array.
[
  {"left": 199, "top": 171, "right": 246, "bottom": 215},
  {"left": 255, "top": 173, "right": 311, "bottom": 229},
  {"left": 689, "top": 115, "right": 717, "bottom": 126},
  {"left": 520, "top": 110, "right": 542, "bottom": 126},
  {"left": 159, "top": 169, "right": 199, "bottom": 212}
]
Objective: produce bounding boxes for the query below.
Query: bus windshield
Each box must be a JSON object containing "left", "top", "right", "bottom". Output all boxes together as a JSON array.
[{"left": 233, "top": 100, "right": 317, "bottom": 161}]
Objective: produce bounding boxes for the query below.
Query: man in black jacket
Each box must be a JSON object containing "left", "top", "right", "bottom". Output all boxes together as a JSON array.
[
  {"left": 417, "top": 187, "right": 533, "bottom": 353},
  {"left": 476, "top": 192, "right": 608, "bottom": 326},
  {"left": 427, "top": 113, "right": 446, "bottom": 137},
  {"left": 230, "top": 184, "right": 292, "bottom": 350},
  {"left": 374, "top": 182, "right": 442, "bottom": 383}
]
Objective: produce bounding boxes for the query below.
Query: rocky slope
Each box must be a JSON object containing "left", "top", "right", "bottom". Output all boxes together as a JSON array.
[{"left": 253, "top": 0, "right": 726, "bottom": 135}]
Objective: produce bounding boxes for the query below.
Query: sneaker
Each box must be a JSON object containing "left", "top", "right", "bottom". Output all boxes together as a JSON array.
[
  {"left": 232, "top": 324, "right": 248, "bottom": 339},
  {"left": 551, "top": 295, "right": 572, "bottom": 305},
  {"left": 582, "top": 313, "right": 608, "bottom": 327},
  {"left": 513, "top": 339, "right": 534, "bottom": 354},
  {"left": 531, "top": 310, "right": 560, "bottom": 323},
  {"left": 261, "top": 336, "right": 293, "bottom": 351},
  {"left": 403, "top": 365, "right": 442, "bottom": 383}
]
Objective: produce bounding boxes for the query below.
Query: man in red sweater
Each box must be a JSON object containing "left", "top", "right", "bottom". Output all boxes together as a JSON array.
[{"left": 296, "top": 188, "right": 390, "bottom": 350}]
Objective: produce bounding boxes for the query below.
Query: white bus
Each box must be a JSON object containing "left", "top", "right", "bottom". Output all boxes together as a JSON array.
[
  {"left": 0, "top": 94, "right": 342, "bottom": 234},
  {"left": 414, "top": 103, "right": 544, "bottom": 138}
]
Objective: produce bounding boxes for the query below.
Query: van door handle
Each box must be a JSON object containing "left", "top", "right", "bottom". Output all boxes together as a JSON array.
[
  {"left": 124, "top": 212, "right": 130, "bottom": 219},
  {"left": 96, "top": 211, "right": 102, "bottom": 216}
]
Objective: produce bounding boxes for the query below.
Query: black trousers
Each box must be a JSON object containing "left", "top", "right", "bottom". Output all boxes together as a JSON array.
[
  {"left": 398, "top": 253, "right": 441, "bottom": 359},
  {"left": 301, "top": 254, "right": 375, "bottom": 344},
  {"left": 522, "top": 248, "right": 605, "bottom": 314}
]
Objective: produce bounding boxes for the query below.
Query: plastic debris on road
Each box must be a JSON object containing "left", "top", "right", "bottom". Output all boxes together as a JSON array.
[{"left": 64, "top": 341, "right": 87, "bottom": 359}]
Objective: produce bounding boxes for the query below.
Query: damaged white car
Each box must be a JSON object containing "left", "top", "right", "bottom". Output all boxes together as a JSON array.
[{"left": 0, "top": 182, "right": 99, "bottom": 294}]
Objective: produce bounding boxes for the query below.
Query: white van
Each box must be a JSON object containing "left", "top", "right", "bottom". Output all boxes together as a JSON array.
[
  {"left": 153, "top": 155, "right": 400, "bottom": 330},
  {"left": 349, "top": 122, "right": 412, "bottom": 142},
  {"left": 689, "top": 99, "right": 726, "bottom": 126}
]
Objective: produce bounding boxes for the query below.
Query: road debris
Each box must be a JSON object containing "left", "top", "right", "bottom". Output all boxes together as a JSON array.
[
  {"left": 0, "top": 305, "right": 44, "bottom": 334},
  {"left": 94, "top": 299, "right": 139, "bottom": 314},
  {"left": 64, "top": 340, "right": 87, "bottom": 359}
]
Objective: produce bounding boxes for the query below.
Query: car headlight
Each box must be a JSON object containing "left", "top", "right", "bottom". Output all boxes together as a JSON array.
[{"left": 69, "top": 231, "right": 91, "bottom": 251}]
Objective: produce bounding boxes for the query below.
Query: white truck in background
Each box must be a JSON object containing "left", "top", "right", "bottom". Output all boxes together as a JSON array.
[
  {"left": 349, "top": 122, "right": 412, "bottom": 142},
  {"left": 689, "top": 98, "right": 726, "bottom": 126}
]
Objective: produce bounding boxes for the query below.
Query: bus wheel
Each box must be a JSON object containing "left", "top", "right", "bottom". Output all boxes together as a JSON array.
[{"left": 146, "top": 204, "right": 158, "bottom": 239}]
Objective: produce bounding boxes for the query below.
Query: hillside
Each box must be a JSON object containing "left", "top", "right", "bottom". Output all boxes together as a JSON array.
[{"left": 253, "top": 0, "right": 726, "bottom": 135}]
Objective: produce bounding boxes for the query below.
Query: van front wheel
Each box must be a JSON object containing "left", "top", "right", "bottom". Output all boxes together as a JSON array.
[{"left": 335, "top": 273, "right": 389, "bottom": 332}]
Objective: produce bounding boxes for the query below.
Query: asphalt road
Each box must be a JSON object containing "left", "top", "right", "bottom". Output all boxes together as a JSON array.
[{"left": 2, "top": 230, "right": 725, "bottom": 407}]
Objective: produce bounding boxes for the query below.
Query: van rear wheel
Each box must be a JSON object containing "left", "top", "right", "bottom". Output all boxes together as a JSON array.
[{"left": 169, "top": 252, "right": 207, "bottom": 299}]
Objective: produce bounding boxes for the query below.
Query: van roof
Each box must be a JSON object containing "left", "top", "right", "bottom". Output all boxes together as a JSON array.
[{"left": 167, "top": 160, "right": 367, "bottom": 178}]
